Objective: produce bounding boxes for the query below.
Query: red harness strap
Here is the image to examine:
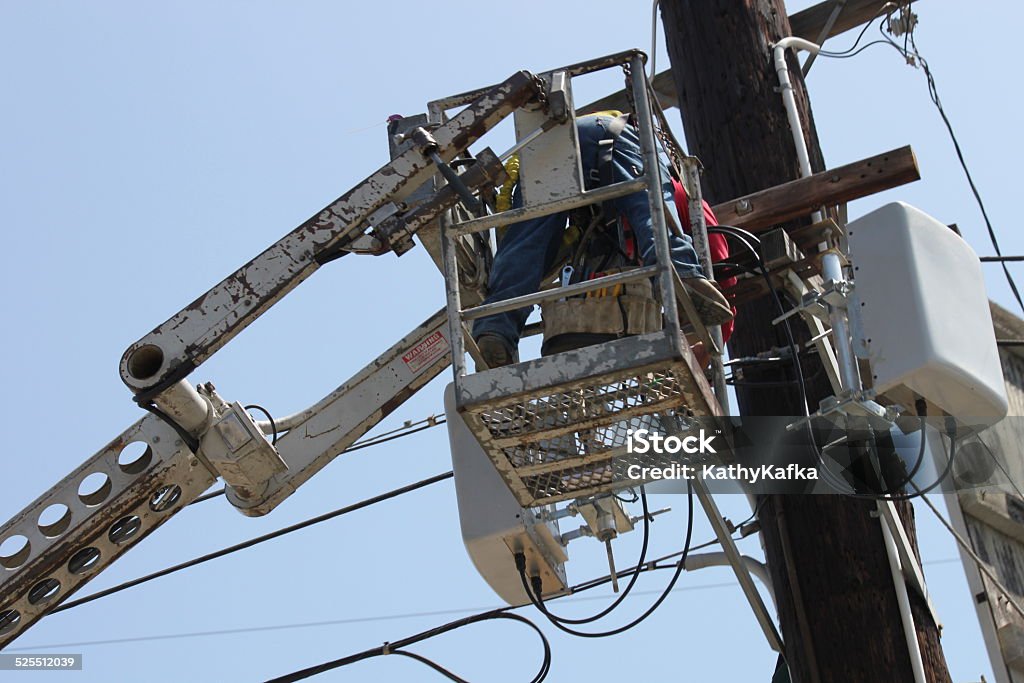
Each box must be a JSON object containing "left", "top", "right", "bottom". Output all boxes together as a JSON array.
[{"left": 671, "top": 177, "right": 736, "bottom": 342}]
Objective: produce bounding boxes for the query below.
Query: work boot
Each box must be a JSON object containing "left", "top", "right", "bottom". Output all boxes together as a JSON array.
[
  {"left": 681, "top": 277, "right": 735, "bottom": 327},
  {"left": 475, "top": 334, "right": 519, "bottom": 370}
]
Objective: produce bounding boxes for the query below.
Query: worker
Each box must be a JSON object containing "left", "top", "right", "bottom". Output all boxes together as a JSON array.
[{"left": 472, "top": 112, "right": 734, "bottom": 368}]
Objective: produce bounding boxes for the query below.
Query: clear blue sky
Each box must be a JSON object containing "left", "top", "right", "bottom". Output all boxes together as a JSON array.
[{"left": 1, "top": 1, "right": 1021, "bottom": 681}]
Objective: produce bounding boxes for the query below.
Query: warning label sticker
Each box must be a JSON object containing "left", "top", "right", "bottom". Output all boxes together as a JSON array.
[{"left": 402, "top": 330, "right": 449, "bottom": 375}]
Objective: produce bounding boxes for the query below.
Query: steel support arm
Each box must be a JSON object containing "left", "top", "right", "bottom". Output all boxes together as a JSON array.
[
  {"left": 0, "top": 307, "right": 455, "bottom": 647},
  {"left": 0, "top": 414, "right": 216, "bottom": 650},
  {"left": 119, "top": 71, "right": 539, "bottom": 400}
]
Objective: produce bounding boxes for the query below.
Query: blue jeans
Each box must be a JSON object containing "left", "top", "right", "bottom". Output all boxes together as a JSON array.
[{"left": 472, "top": 115, "right": 704, "bottom": 349}]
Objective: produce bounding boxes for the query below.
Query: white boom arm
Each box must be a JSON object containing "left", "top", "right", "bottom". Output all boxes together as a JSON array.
[{"left": 0, "top": 71, "right": 545, "bottom": 649}]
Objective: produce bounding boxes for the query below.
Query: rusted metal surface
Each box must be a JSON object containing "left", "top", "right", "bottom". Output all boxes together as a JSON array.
[
  {"left": 120, "top": 71, "right": 540, "bottom": 396},
  {"left": 375, "top": 149, "right": 506, "bottom": 254},
  {"left": 0, "top": 415, "right": 217, "bottom": 650},
  {"left": 514, "top": 70, "right": 583, "bottom": 206},
  {"left": 429, "top": 49, "right": 643, "bottom": 114},
  {"left": 454, "top": 333, "right": 723, "bottom": 508}
]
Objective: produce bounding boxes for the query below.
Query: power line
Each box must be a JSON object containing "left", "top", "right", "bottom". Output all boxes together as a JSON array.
[
  {"left": 264, "top": 611, "right": 550, "bottom": 683},
  {"left": 8, "top": 558, "right": 966, "bottom": 652},
  {"left": 516, "top": 482, "right": 697, "bottom": 641},
  {"left": 51, "top": 471, "right": 454, "bottom": 614},
  {"left": 818, "top": 7, "right": 1024, "bottom": 316},
  {"left": 6, "top": 582, "right": 736, "bottom": 651},
  {"left": 916, "top": 490, "right": 1024, "bottom": 622}
]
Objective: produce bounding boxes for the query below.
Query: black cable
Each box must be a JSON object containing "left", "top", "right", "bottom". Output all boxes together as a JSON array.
[
  {"left": 16, "top": 557, "right": 968, "bottom": 651},
  {"left": 390, "top": 650, "right": 471, "bottom": 683},
  {"left": 707, "top": 227, "right": 811, "bottom": 412},
  {"left": 188, "top": 488, "right": 226, "bottom": 506},
  {"left": 816, "top": 13, "right": 1024, "bottom": 316},
  {"left": 264, "top": 610, "right": 550, "bottom": 683},
  {"left": 516, "top": 479, "right": 694, "bottom": 639},
  {"left": 140, "top": 402, "right": 200, "bottom": 453},
  {"left": 244, "top": 404, "right": 278, "bottom": 445},
  {"left": 529, "top": 488, "right": 653, "bottom": 626},
  {"left": 816, "top": 5, "right": 893, "bottom": 58},
  {"left": 341, "top": 419, "right": 446, "bottom": 453},
  {"left": 871, "top": 405, "right": 929, "bottom": 495},
  {"left": 613, "top": 488, "right": 639, "bottom": 503},
  {"left": 562, "top": 497, "right": 762, "bottom": 597},
  {"left": 819, "top": 39, "right": 893, "bottom": 60},
  {"left": 712, "top": 225, "right": 857, "bottom": 495},
  {"left": 902, "top": 26, "right": 1024, "bottom": 316},
  {"left": 876, "top": 423, "right": 957, "bottom": 501},
  {"left": 816, "top": 406, "right": 932, "bottom": 498},
  {"left": 51, "top": 472, "right": 454, "bottom": 614},
  {"left": 726, "top": 378, "right": 800, "bottom": 388}
]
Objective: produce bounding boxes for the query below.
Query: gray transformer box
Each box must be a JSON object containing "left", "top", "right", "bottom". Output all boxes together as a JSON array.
[
  {"left": 847, "top": 202, "right": 1008, "bottom": 424},
  {"left": 445, "top": 384, "right": 568, "bottom": 605}
]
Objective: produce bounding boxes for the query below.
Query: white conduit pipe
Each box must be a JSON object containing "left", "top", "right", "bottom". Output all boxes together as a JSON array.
[
  {"left": 774, "top": 39, "right": 927, "bottom": 682},
  {"left": 881, "top": 515, "right": 929, "bottom": 683},
  {"left": 772, "top": 37, "right": 820, "bottom": 180},
  {"left": 772, "top": 37, "right": 824, "bottom": 223},
  {"left": 685, "top": 551, "right": 776, "bottom": 610}
]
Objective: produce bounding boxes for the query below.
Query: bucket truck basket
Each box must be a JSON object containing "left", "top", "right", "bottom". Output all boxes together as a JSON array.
[
  {"left": 453, "top": 333, "right": 721, "bottom": 507},
  {"left": 434, "top": 51, "right": 725, "bottom": 508}
]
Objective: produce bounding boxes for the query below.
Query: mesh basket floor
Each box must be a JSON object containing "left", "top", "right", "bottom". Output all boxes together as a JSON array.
[{"left": 463, "top": 364, "right": 711, "bottom": 506}]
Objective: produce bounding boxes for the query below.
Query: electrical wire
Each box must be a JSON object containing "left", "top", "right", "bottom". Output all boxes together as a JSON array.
[
  {"left": 526, "top": 488, "right": 653, "bottom": 626},
  {"left": 341, "top": 418, "right": 446, "bottom": 454},
  {"left": 188, "top": 488, "right": 226, "bottom": 506},
  {"left": 870, "top": 424, "right": 957, "bottom": 501},
  {"left": 707, "top": 226, "right": 809, "bottom": 414},
  {"left": 264, "top": 610, "right": 551, "bottom": 683},
  {"left": 715, "top": 222, "right": 961, "bottom": 499},
  {"left": 51, "top": 472, "right": 454, "bottom": 614},
  {"left": 516, "top": 479, "right": 694, "bottom": 639},
  {"left": 187, "top": 413, "right": 448, "bottom": 506},
  {"left": 13, "top": 558, "right": 966, "bottom": 652},
  {"left": 710, "top": 225, "right": 869, "bottom": 495},
  {"left": 916, "top": 489, "right": 1024, "bottom": 621},
  {"left": 883, "top": 408, "right": 929, "bottom": 492},
  {"left": 898, "top": 24, "right": 1024, "bottom": 317},
  {"left": 613, "top": 488, "right": 639, "bottom": 504},
  {"left": 140, "top": 402, "right": 200, "bottom": 453},
  {"left": 815, "top": 7, "right": 1024, "bottom": 316},
  {"left": 815, "top": 2, "right": 895, "bottom": 58},
  {"left": 247, "top": 499, "right": 735, "bottom": 683},
  {"left": 244, "top": 404, "right": 277, "bottom": 444}
]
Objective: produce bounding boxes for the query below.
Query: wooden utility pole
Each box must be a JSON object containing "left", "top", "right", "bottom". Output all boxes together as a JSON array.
[{"left": 659, "top": 1, "right": 950, "bottom": 681}]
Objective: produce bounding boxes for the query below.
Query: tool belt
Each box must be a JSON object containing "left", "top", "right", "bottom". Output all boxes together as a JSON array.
[
  {"left": 540, "top": 267, "right": 662, "bottom": 356},
  {"left": 539, "top": 112, "right": 662, "bottom": 356}
]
